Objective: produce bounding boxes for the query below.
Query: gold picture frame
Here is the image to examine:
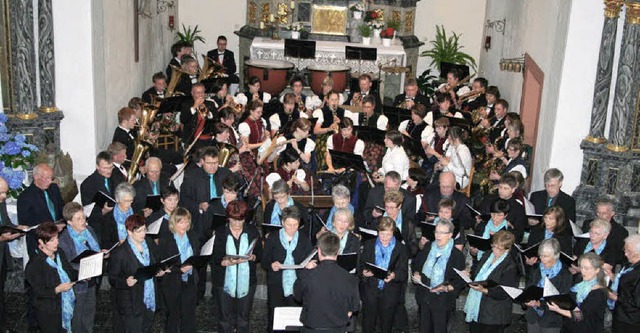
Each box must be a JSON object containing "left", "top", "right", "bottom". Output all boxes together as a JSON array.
[{"left": 310, "top": 5, "right": 348, "bottom": 36}]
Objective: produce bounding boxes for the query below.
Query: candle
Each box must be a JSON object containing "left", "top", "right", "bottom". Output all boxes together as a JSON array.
[
  {"left": 290, "top": 1, "right": 295, "bottom": 9},
  {"left": 260, "top": 21, "right": 265, "bottom": 29},
  {"left": 269, "top": 14, "right": 275, "bottom": 22}
]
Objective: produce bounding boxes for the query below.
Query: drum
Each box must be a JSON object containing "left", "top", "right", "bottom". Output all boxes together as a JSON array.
[
  {"left": 307, "top": 64, "right": 351, "bottom": 95},
  {"left": 245, "top": 60, "right": 295, "bottom": 95}
]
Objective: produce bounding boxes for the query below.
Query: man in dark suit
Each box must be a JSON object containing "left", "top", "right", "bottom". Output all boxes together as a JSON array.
[
  {"left": 423, "top": 171, "right": 473, "bottom": 230},
  {"left": 206, "top": 35, "right": 240, "bottom": 89},
  {"left": 581, "top": 197, "right": 628, "bottom": 265},
  {"left": 362, "top": 171, "right": 416, "bottom": 231},
  {"left": 0, "top": 177, "right": 26, "bottom": 332},
  {"left": 132, "top": 157, "right": 169, "bottom": 217},
  {"left": 344, "top": 73, "right": 382, "bottom": 114},
  {"left": 141, "top": 72, "right": 167, "bottom": 104},
  {"left": 483, "top": 98, "right": 508, "bottom": 142},
  {"left": 80, "top": 151, "right": 120, "bottom": 246},
  {"left": 17, "top": 163, "right": 64, "bottom": 255},
  {"left": 180, "top": 83, "right": 217, "bottom": 148},
  {"left": 112, "top": 107, "right": 138, "bottom": 162},
  {"left": 166, "top": 41, "right": 192, "bottom": 81},
  {"left": 392, "top": 77, "right": 430, "bottom": 109},
  {"left": 108, "top": 142, "right": 129, "bottom": 184},
  {"left": 478, "top": 173, "right": 527, "bottom": 244},
  {"left": 529, "top": 168, "right": 576, "bottom": 225}
]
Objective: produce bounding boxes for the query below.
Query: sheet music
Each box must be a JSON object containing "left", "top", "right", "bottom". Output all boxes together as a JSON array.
[
  {"left": 543, "top": 276, "right": 560, "bottom": 297},
  {"left": 501, "top": 285, "right": 524, "bottom": 299},
  {"left": 146, "top": 216, "right": 163, "bottom": 235},
  {"left": 569, "top": 220, "right": 589, "bottom": 238},
  {"left": 358, "top": 227, "right": 378, "bottom": 236},
  {"left": 453, "top": 268, "right": 472, "bottom": 284},
  {"left": 523, "top": 197, "right": 536, "bottom": 216},
  {"left": 200, "top": 234, "right": 215, "bottom": 256},
  {"left": 280, "top": 249, "right": 317, "bottom": 270},
  {"left": 273, "top": 307, "right": 303, "bottom": 330},
  {"left": 78, "top": 252, "right": 104, "bottom": 281},
  {"left": 83, "top": 202, "right": 95, "bottom": 218},
  {"left": 411, "top": 275, "right": 430, "bottom": 289}
]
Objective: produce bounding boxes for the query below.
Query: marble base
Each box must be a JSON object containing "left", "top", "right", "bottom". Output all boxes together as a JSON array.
[{"left": 5, "top": 110, "right": 64, "bottom": 153}]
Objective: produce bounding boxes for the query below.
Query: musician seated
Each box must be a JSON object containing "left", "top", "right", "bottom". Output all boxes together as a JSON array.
[
  {"left": 423, "top": 117, "right": 450, "bottom": 179},
  {"left": 180, "top": 83, "right": 217, "bottom": 149},
  {"left": 484, "top": 86, "right": 500, "bottom": 117},
  {"left": 375, "top": 130, "right": 410, "bottom": 182},
  {"left": 344, "top": 74, "right": 382, "bottom": 114},
  {"left": 313, "top": 90, "right": 349, "bottom": 136},
  {"left": 270, "top": 92, "right": 309, "bottom": 137},
  {"left": 141, "top": 72, "right": 167, "bottom": 104},
  {"left": 424, "top": 93, "right": 463, "bottom": 126},
  {"left": 108, "top": 142, "right": 129, "bottom": 185},
  {"left": 489, "top": 139, "right": 527, "bottom": 181},
  {"left": 212, "top": 123, "right": 244, "bottom": 173},
  {"left": 486, "top": 115, "right": 523, "bottom": 157},
  {"left": 317, "top": 76, "right": 345, "bottom": 106},
  {"left": 325, "top": 118, "right": 365, "bottom": 174},
  {"left": 238, "top": 100, "right": 269, "bottom": 157},
  {"left": 208, "top": 81, "right": 231, "bottom": 110},
  {"left": 392, "top": 77, "right": 430, "bottom": 110},
  {"left": 459, "top": 78, "right": 488, "bottom": 115},
  {"left": 174, "top": 56, "right": 200, "bottom": 96},
  {"left": 437, "top": 67, "right": 470, "bottom": 105},
  {"left": 205, "top": 35, "right": 240, "bottom": 92},
  {"left": 236, "top": 76, "right": 271, "bottom": 105},
  {"left": 398, "top": 104, "right": 431, "bottom": 146},
  {"left": 279, "top": 76, "right": 311, "bottom": 117},
  {"left": 218, "top": 107, "right": 241, "bottom": 146},
  {"left": 268, "top": 148, "right": 310, "bottom": 194},
  {"left": 480, "top": 98, "right": 509, "bottom": 142},
  {"left": 349, "top": 95, "right": 388, "bottom": 130},
  {"left": 274, "top": 118, "right": 315, "bottom": 165},
  {"left": 166, "top": 41, "right": 192, "bottom": 81},
  {"left": 429, "top": 127, "right": 472, "bottom": 189},
  {"left": 112, "top": 107, "right": 138, "bottom": 162}
]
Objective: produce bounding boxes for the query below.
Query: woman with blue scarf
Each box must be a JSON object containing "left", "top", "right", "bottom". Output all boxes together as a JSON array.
[
  {"left": 470, "top": 199, "right": 512, "bottom": 267},
  {"left": 523, "top": 238, "right": 572, "bottom": 333},
  {"left": 103, "top": 183, "right": 136, "bottom": 247},
  {"left": 314, "top": 184, "right": 353, "bottom": 243},
  {"left": 26, "top": 222, "right": 77, "bottom": 333},
  {"left": 58, "top": 202, "right": 103, "bottom": 332},
  {"left": 547, "top": 252, "right": 608, "bottom": 333},
  {"left": 213, "top": 200, "right": 262, "bottom": 333},
  {"left": 382, "top": 190, "right": 416, "bottom": 255},
  {"left": 360, "top": 217, "right": 408, "bottom": 333},
  {"left": 144, "top": 186, "right": 180, "bottom": 243},
  {"left": 315, "top": 207, "right": 360, "bottom": 256},
  {"left": 525, "top": 207, "right": 573, "bottom": 266},
  {"left": 571, "top": 219, "right": 616, "bottom": 276},
  {"left": 464, "top": 230, "right": 518, "bottom": 333},
  {"left": 263, "top": 180, "right": 307, "bottom": 235},
  {"left": 412, "top": 219, "right": 465, "bottom": 333},
  {"left": 157, "top": 207, "right": 200, "bottom": 333},
  {"left": 109, "top": 214, "right": 166, "bottom": 333},
  {"left": 261, "top": 206, "right": 313, "bottom": 332}
]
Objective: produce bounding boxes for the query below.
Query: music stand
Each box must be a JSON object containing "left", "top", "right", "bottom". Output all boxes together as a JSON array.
[
  {"left": 383, "top": 105, "right": 412, "bottom": 129},
  {"left": 440, "top": 62, "right": 470, "bottom": 80},
  {"left": 158, "top": 95, "right": 189, "bottom": 114},
  {"left": 329, "top": 150, "right": 369, "bottom": 173},
  {"left": 284, "top": 39, "right": 317, "bottom": 75},
  {"left": 353, "top": 126, "right": 386, "bottom": 144},
  {"left": 446, "top": 116, "right": 472, "bottom": 132},
  {"left": 345, "top": 46, "right": 377, "bottom": 76},
  {"left": 402, "top": 135, "right": 428, "bottom": 160}
]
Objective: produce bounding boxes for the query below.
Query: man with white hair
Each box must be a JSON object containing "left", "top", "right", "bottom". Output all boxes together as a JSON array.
[
  {"left": 132, "top": 157, "right": 169, "bottom": 217},
  {"left": 608, "top": 234, "right": 640, "bottom": 332},
  {"left": 529, "top": 168, "right": 576, "bottom": 224},
  {"left": 581, "top": 197, "right": 628, "bottom": 265}
]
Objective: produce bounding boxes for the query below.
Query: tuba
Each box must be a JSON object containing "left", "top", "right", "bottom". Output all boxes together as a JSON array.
[
  {"left": 166, "top": 65, "right": 190, "bottom": 97},
  {"left": 199, "top": 55, "right": 227, "bottom": 81},
  {"left": 218, "top": 142, "right": 239, "bottom": 168},
  {"left": 128, "top": 105, "right": 158, "bottom": 184}
]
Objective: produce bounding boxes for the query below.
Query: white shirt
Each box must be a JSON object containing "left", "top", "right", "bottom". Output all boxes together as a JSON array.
[
  {"left": 326, "top": 135, "right": 365, "bottom": 156},
  {"left": 379, "top": 146, "right": 410, "bottom": 180},
  {"left": 268, "top": 112, "right": 308, "bottom": 132},
  {"left": 275, "top": 137, "right": 316, "bottom": 155},
  {"left": 235, "top": 92, "right": 271, "bottom": 104},
  {"left": 423, "top": 110, "right": 464, "bottom": 125},
  {"left": 114, "top": 162, "right": 128, "bottom": 178},
  {"left": 349, "top": 113, "right": 389, "bottom": 130},
  {"left": 506, "top": 158, "right": 528, "bottom": 179},
  {"left": 437, "top": 83, "right": 471, "bottom": 97},
  {"left": 238, "top": 118, "right": 268, "bottom": 138},
  {"left": 443, "top": 143, "right": 472, "bottom": 188},
  {"left": 398, "top": 120, "right": 431, "bottom": 142},
  {"left": 312, "top": 108, "right": 355, "bottom": 125}
]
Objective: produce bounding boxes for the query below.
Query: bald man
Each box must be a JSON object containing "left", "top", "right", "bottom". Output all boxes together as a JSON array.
[
  {"left": 17, "top": 163, "right": 64, "bottom": 254},
  {"left": 132, "top": 157, "right": 169, "bottom": 217},
  {"left": 423, "top": 172, "right": 473, "bottom": 230}
]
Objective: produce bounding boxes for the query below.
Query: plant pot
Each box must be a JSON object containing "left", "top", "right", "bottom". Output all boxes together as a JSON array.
[
  {"left": 382, "top": 38, "right": 391, "bottom": 46},
  {"left": 291, "top": 31, "right": 300, "bottom": 39},
  {"left": 353, "top": 11, "right": 363, "bottom": 19},
  {"left": 362, "top": 37, "right": 371, "bottom": 45},
  {"left": 373, "top": 28, "right": 381, "bottom": 39}
]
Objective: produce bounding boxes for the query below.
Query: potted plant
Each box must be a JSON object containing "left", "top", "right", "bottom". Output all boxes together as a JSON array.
[
  {"left": 286, "top": 22, "right": 305, "bottom": 39},
  {"left": 380, "top": 27, "right": 394, "bottom": 46},
  {"left": 350, "top": 4, "right": 365, "bottom": 19},
  {"left": 358, "top": 24, "right": 373, "bottom": 45},
  {"left": 364, "top": 9, "right": 385, "bottom": 38},
  {"left": 387, "top": 19, "right": 401, "bottom": 37},
  {"left": 176, "top": 24, "right": 206, "bottom": 58},
  {"left": 420, "top": 25, "right": 477, "bottom": 72}
]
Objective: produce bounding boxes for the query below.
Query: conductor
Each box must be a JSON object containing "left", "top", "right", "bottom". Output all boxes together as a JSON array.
[{"left": 294, "top": 232, "right": 360, "bottom": 332}]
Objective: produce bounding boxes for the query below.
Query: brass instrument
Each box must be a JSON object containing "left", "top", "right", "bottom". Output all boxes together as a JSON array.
[
  {"left": 440, "top": 73, "right": 476, "bottom": 94},
  {"left": 351, "top": 92, "right": 363, "bottom": 107},
  {"left": 198, "top": 55, "right": 227, "bottom": 81},
  {"left": 166, "top": 65, "right": 190, "bottom": 97},
  {"left": 218, "top": 142, "right": 239, "bottom": 167},
  {"left": 127, "top": 140, "right": 151, "bottom": 184},
  {"left": 128, "top": 105, "right": 158, "bottom": 184},
  {"left": 296, "top": 95, "right": 305, "bottom": 113},
  {"left": 396, "top": 98, "right": 414, "bottom": 110},
  {"left": 458, "top": 90, "right": 483, "bottom": 104}
]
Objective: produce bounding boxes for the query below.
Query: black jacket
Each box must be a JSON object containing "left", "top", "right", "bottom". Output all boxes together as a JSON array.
[
  {"left": 412, "top": 244, "right": 466, "bottom": 307},
  {"left": 529, "top": 190, "right": 576, "bottom": 224},
  {"left": 573, "top": 238, "right": 620, "bottom": 267},
  {"left": 179, "top": 98, "right": 218, "bottom": 144},
  {"left": 564, "top": 288, "right": 607, "bottom": 333},
  {"left": 112, "top": 126, "right": 137, "bottom": 161},
  {"left": 141, "top": 86, "right": 164, "bottom": 104},
  {"left": 156, "top": 231, "right": 200, "bottom": 299},
  {"left": 261, "top": 231, "right": 313, "bottom": 288},
  {"left": 206, "top": 49, "right": 237, "bottom": 75},
  {"left": 613, "top": 262, "right": 640, "bottom": 325},
  {"left": 132, "top": 176, "right": 170, "bottom": 214},
  {"left": 392, "top": 93, "right": 430, "bottom": 109},
  {"left": 472, "top": 250, "right": 519, "bottom": 326},
  {"left": 581, "top": 217, "right": 628, "bottom": 265},
  {"left": 212, "top": 224, "right": 262, "bottom": 288},
  {"left": 17, "top": 182, "right": 65, "bottom": 254},
  {"left": 57, "top": 226, "right": 101, "bottom": 294},
  {"left": 423, "top": 190, "right": 473, "bottom": 230},
  {"left": 524, "top": 264, "right": 573, "bottom": 328},
  {"left": 80, "top": 170, "right": 122, "bottom": 244},
  {"left": 358, "top": 238, "right": 408, "bottom": 294},
  {"left": 108, "top": 239, "right": 157, "bottom": 316},
  {"left": 263, "top": 199, "right": 309, "bottom": 232},
  {"left": 526, "top": 224, "right": 573, "bottom": 256},
  {"left": 480, "top": 196, "right": 527, "bottom": 244}
]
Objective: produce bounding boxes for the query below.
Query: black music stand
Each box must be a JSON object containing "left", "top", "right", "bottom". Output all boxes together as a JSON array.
[
  {"left": 329, "top": 150, "right": 369, "bottom": 173},
  {"left": 345, "top": 46, "right": 377, "bottom": 76},
  {"left": 446, "top": 116, "right": 473, "bottom": 132},
  {"left": 402, "top": 135, "right": 428, "bottom": 160},
  {"left": 353, "top": 126, "right": 385, "bottom": 144},
  {"left": 383, "top": 105, "right": 412, "bottom": 129},
  {"left": 284, "top": 39, "right": 317, "bottom": 76},
  {"left": 158, "top": 95, "right": 189, "bottom": 114},
  {"left": 440, "top": 62, "right": 470, "bottom": 79}
]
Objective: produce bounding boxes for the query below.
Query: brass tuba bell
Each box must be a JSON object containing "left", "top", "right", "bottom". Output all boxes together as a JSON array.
[
  {"left": 128, "top": 105, "right": 158, "bottom": 184},
  {"left": 218, "top": 142, "right": 238, "bottom": 168}
]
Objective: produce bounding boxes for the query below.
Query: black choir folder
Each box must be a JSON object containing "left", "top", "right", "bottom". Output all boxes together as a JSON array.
[
  {"left": 453, "top": 267, "right": 498, "bottom": 288},
  {"left": 336, "top": 253, "right": 358, "bottom": 272},
  {"left": 145, "top": 195, "right": 162, "bottom": 212},
  {"left": 91, "top": 190, "right": 116, "bottom": 208},
  {"left": 514, "top": 242, "right": 541, "bottom": 259},
  {"left": 466, "top": 234, "right": 492, "bottom": 252},
  {"left": 544, "top": 294, "right": 577, "bottom": 311},
  {"left": 134, "top": 253, "right": 180, "bottom": 281},
  {"left": 364, "top": 262, "right": 389, "bottom": 280},
  {"left": 0, "top": 225, "right": 29, "bottom": 235}
]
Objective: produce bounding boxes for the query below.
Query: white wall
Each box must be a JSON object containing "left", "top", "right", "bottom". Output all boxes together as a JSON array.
[
  {"left": 178, "top": 0, "right": 247, "bottom": 67},
  {"left": 414, "top": 0, "right": 487, "bottom": 76}
]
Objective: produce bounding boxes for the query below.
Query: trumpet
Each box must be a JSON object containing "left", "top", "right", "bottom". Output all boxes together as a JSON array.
[{"left": 296, "top": 95, "right": 306, "bottom": 113}]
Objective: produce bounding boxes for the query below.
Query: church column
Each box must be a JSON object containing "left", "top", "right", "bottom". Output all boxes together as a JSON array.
[
  {"left": 585, "top": 0, "right": 623, "bottom": 144},
  {"left": 9, "top": 0, "right": 38, "bottom": 119},
  {"left": 607, "top": 1, "right": 640, "bottom": 152},
  {"left": 38, "top": 0, "right": 57, "bottom": 113}
]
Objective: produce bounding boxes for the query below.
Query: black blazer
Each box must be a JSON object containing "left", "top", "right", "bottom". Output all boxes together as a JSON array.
[
  {"left": 112, "top": 126, "right": 137, "bottom": 161},
  {"left": 100, "top": 209, "right": 125, "bottom": 250},
  {"left": 472, "top": 250, "right": 519, "bottom": 326},
  {"left": 358, "top": 238, "right": 408, "bottom": 295},
  {"left": 263, "top": 199, "right": 308, "bottom": 230},
  {"left": 261, "top": 231, "right": 313, "bottom": 287},
  {"left": 565, "top": 288, "right": 607, "bottom": 333},
  {"left": 340, "top": 232, "right": 361, "bottom": 255},
  {"left": 344, "top": 90, "right": 382, "bottom": 114},
  {"left": 25, "top": 250, "right": 77, "bottom": 329},
  {"left": 423, "top": 190, "right": 473, "bottom": 230},
  {"left": 156, "top": 231, "right": 201, "bottom": 296},
  {"left": 212, "top": 224, "right": 262, "bottom": 288},
  {"left": 17, "top": 183, "right": 65, "bottom": 254},
  {"left": 206, "top": 49, "right": 237, "bottom": 75},
  {"left": 80, "top": 170, "right": 121, "bottom": 240},
  {"left": 524, "top": 264, "right": 573, "bottom": 328},
  {"left": 132, "top": 176, "right": 170, "bottom": 214},
  {"left": 612, "top": 262, "right": 640, "bottom": 325},
  {"left": 141, "top": 86, "right": 164, "bottom": 104},
  {"left": 392, "top": 93, "right": 430, "bottom": 109},
  {"left": 411, "top": 244, "right": 466, "bottom": 307},
  {"left": 529, "top": 190, "right": 576, "bottom": 224},
  {"left": 526, "top": 224, "right": 573, "bottom": 256},
  {"left": 362, "top": 186, "right": 416, "bottom": 229},
  {"left": 0, "top": 202, "right": 15, "bottom": 273},
  {"left": 179, "top": 98, "right": 218, "bottom": 144},
  {"left": 480, "top": 196, "right": 527, "bottom": 244},
  {"left": 108, "top": 239, "right": 157, "bottom": 316},
  {"left": 581, "top": 217, "right": 628, "bottom": 265},
  {"left": 165, "top": 58, "right": 181, "bottom": 81},
  {"left": 57, "top": 226, "right": 101, "bottom": 293},
  {"left": 573, "top": 238, "right": 620, "bottom": 267}
]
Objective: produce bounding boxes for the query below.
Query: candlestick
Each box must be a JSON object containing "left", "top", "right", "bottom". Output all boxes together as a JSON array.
[
  {"left": 290, "top": 1, "right": 295, "bottom": 9},
  {"left": 269, "top": 14, "right": 275, "bottom": 22},
  {"left": 260, "top": 21, "right": 265, "bottom": 29}
]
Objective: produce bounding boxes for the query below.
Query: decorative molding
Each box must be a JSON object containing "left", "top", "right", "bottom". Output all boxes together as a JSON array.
[
  {"left": 626, "top": 1, "right": 640, "bottom": 24},
  {"left": 38, "top": 0, "right": 56, "bottom": 110},
  {"left": 604, "top": 0, "right": 624, "bottom": 18}
]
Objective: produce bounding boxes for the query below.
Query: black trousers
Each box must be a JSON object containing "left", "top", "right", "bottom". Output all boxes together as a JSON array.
[
  {"left": 214, "top": 285, "right": 256, "bottom": 333},
  {"left": 419, "top": 298, "right": 455, "bottom": 333},
  {"left": 163, "top": 279, "right": 197, "bottom": 333},
  {"left": 267, "top": 283, "right": 299, "bottom": 333},
  {"left": 361, "top": 287, "right": 401, "bottom": 333},
  {"left": 612, "top": 320, "right": 640, "bottom": 333},
  {"left": 469, "top": 321, "right": 506, "bottom": 333},
  {"left": 122, "top": 309, "right": 154, "bottom": 333}
]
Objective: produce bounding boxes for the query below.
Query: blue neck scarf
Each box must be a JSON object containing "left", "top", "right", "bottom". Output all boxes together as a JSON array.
[
  {"left": 174, "top": 233, "right": 194, "bottom": 281},
  {"left": 224, "top": 233, "right": 250, "bottom": 298},
  {"left": 608, "top": 265, "right": 635, "bottom": 310},
  {"left": 333, "top": 231, "right": 349, "bottom": 254},
  {"left": 584, "top": 240, "right": 606, "bottom": 255},
  {"left": 384, "top": 210, "right": 403, "bottom": 232},
  {"left": 464, "top": 251, "right": 509, "bottom": 322},
  {"left": 68, "top": 227, "right": 100, "bottom": 256},
  {"left": 127, "top": 238, "right": 155, "bottom": 311},
  {"left": 478, "top": 219, "right": 508, "bottom": 258},
  {"left": 571, "top": 277, "right": 598, "bottom": 305},
  {"left": 374, "top": 236, "right": 396, "bottom": 289},
  {"left": 538, "top": 260, "right": 563, "bottom": 287},
  {"left": 279, "top": 228, "right": 299, "bottom": 297},
  {"left": 221, "top": 196, "right": 229, "bottom": 208},
  {"left": 422, "top": 239, "right": 454, "bottom": 288},
  {"left": 114, "top": 206, "right": 133, "bottom": 241},
  {"left": 271, "top": 197, "right": 294, "bottom": 225},
  {"left": 326, "top": 204, "right": 354, "bottom": 231},
  {"left": 45, "top": 253, "right": 75, "bottom": 332},
  {"left": 544, "top": 229, "right": 554, "bottom": 240}
]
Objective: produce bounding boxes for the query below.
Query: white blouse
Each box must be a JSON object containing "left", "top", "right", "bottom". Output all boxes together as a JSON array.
[
  {"left": 443, "top": 143, "right": 472, "bottom": 188},
  {"left": 379, "top": 146, "right": 410, "bottom": 180}
]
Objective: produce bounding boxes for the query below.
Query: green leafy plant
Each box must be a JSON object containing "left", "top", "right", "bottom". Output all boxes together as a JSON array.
[
  {"left": 176, "top": 24, "right": 206, "bottom": 45},
  {"left": 420, "top": 25, "right": 476, "bottom": 71},
  {"left": 387, "top": 20, "right": 401, "bottom": 32},
  {"left": 358, "top": 24, "right": 372, "bottom": 38},
  {"left": 416, "top": 68, "right": 438, "bottom": 97}
]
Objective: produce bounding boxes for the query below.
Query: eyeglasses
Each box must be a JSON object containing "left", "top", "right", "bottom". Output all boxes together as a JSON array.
[{"left": 434, "top": 231, "right": 452, "bottom": 235}]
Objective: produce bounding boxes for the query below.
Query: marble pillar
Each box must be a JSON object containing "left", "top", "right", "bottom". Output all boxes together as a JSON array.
[
  {"left": 585, "top": 0, "right": 623, "bottom": 144},
  {"left": 38, "top": 0, "right": 57, "bottom": 112},
  {"left": 8, "top": 0, "right": 38, "bottom": 119}
]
